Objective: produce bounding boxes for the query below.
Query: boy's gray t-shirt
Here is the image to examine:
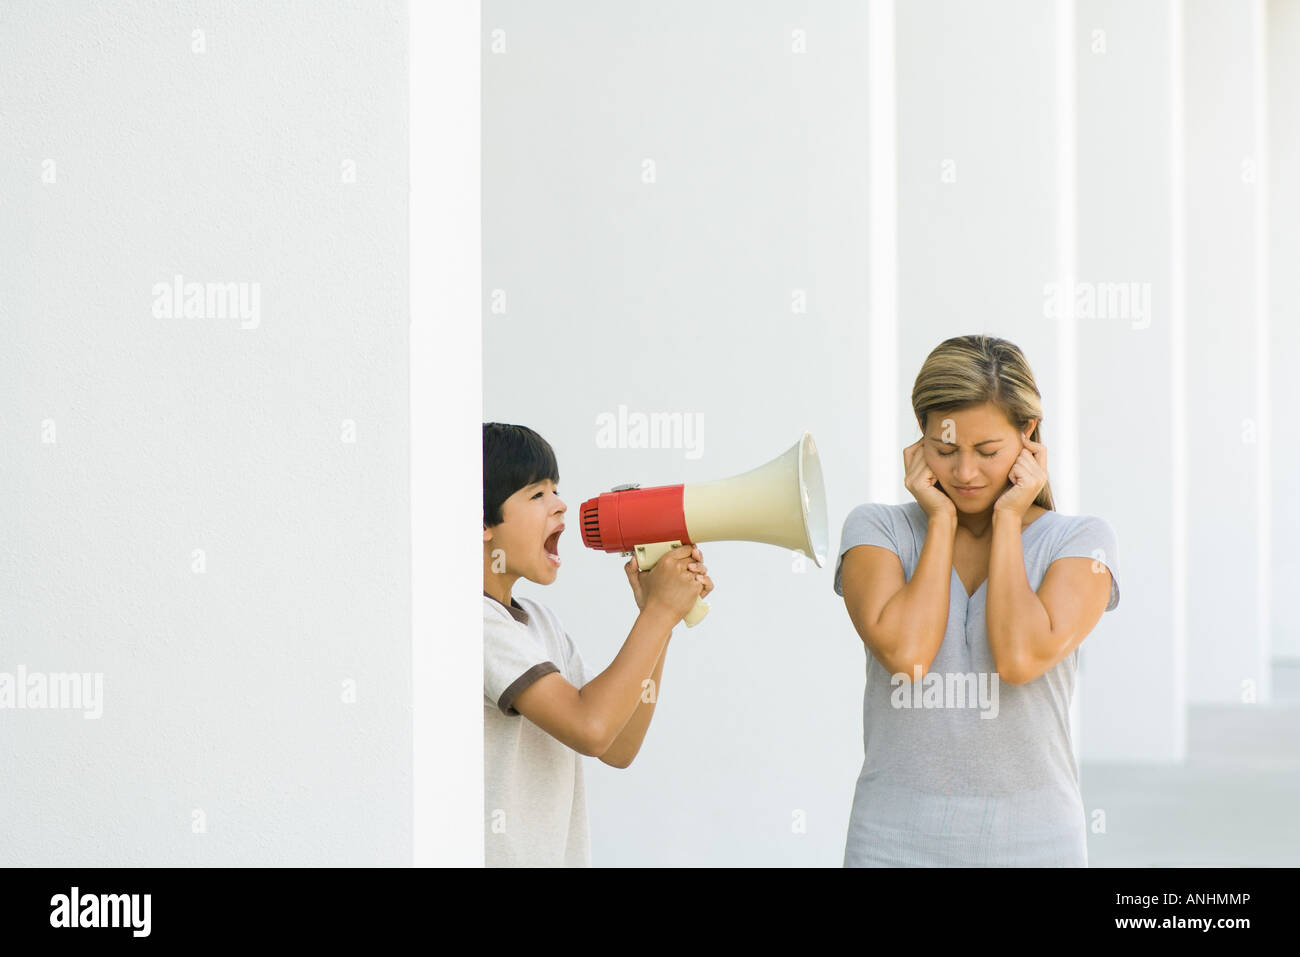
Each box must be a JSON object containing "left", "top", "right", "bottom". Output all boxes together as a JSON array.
[
  {"left": 483, "top": 592, "right": 595, "bottom": 867},
  {"left": 832, "top": 501, "right": 1120, "bottom": 867}
]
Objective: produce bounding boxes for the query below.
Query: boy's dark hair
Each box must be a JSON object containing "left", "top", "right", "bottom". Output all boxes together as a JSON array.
[{"left": 483, "top": 423, "right": 560, "bottom": 527}]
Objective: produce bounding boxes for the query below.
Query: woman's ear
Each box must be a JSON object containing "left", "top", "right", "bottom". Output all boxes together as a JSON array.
[{"left": 1024, "top": 418, "right": 1039, "bottom": 440}]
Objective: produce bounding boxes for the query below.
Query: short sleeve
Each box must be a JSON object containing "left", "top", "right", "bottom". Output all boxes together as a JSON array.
[
  {"left": 484, "top": 608, "right": 559, "bottom": 715},
  {"left": 1050, "top": 515, "right": 1120, "bottom": 612},
  {"left": 833, "top": 503, "right": 901, "bottom": 597},
  {"left": 562, "top": 632, "right": 596, "bottom": 688}
]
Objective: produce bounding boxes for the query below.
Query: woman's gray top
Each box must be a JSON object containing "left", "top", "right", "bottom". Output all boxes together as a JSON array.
[{"left": 833, "top": 501, "right": 1120, "bottom": 867}]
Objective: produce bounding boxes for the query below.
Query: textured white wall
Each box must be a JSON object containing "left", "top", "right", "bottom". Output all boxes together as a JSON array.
[{"left": 0, "top": 1, "right": 410, "bottom": 865}]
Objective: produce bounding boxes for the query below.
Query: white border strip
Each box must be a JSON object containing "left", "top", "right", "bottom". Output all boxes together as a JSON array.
[{"left": 412, "top": 0, "right": 482, "bottom": 866}]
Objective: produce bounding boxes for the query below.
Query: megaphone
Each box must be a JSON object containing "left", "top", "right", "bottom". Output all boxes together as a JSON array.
[{"left": 578, "top": 432, "right": 829, "bottom": 627}]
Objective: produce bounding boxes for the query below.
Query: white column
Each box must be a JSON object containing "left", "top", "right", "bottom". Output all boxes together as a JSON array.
[
  {"left": 894, "top": 0, "right": 1088, "bottom": 753},
  {"left": 1075, "top": 0, "right": 1186, "bottom": 760},
  {"left": 868, "top": 0, "right": 899, "bottom": 506},
  {"left": 412, "top": 0, "right": 482, "bottom": 866},
  {"left": 894, "top": 0, "right": 1063, "bottom": 413},
  {"left": 1183, "top": 0, "right": 1271, "bottom": 704},
  {"left": 1268, "top": 1, "right": 1300, "bottom": 663}
]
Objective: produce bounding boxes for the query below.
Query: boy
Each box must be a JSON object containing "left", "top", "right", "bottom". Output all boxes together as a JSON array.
[{"left": 482, "top": 422, "right": 713, "bottom": 867}]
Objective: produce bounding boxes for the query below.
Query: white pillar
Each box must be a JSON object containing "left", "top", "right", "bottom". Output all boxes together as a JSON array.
[
  {"left": 1075, "top": 0, "right": 1187, "bottom": 760},
  {"left": 1183, "top": 0, "right": 1271, "bottom": 704},
  {"left": 1268, "top": 0, "right": 1300, "bottom": 663},
  {"left": 868, "top": 0, "right": 899, "bottom": 506},
  {"left": 412, "top": 0, "right": 482, "bottom": 865},
  {"left": 895, "top": 0, "right": 1091, "bottom": 759}
]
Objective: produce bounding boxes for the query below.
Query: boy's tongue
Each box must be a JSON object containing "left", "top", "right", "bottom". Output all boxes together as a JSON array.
[{"left": 543, "top": 529, "right": 561, "bottom": 567}]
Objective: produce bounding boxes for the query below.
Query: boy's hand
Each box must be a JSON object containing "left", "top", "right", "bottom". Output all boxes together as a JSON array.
[{"left": 626, "top": 545, "right": 713, "bottom": 619}]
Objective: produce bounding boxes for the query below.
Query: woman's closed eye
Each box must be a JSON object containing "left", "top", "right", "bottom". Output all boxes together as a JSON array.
[{"left": 937, "top": 450, "right": 997, "bottom": 458}]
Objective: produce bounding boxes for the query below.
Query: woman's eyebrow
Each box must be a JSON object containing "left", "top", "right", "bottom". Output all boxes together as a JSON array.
[{"left": 928, "top": 436, "right": 1004, "bottom": 446}]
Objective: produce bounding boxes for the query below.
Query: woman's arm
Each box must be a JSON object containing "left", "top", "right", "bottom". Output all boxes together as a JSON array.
[
  {"left": 986, "top": 509, "right": 1112, "bottom": 684},
  {"left": 840, "top": 509, "right": 957, "bottom": 677}
]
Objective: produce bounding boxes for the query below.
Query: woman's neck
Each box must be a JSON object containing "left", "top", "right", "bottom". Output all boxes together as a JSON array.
[{"left": 957, "top": 504, "right": 1042, "bottom": 539}]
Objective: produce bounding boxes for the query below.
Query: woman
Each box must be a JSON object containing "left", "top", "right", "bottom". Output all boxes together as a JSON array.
[{"left": 834, "top": 334, "right": 1120, "bottom": 867}]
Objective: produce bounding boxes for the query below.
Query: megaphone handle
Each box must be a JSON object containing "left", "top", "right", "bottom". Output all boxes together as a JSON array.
[
  {"left": 682, "top": 597, "right": 710, "bottom": 627},
  {"left": 633, "top": 541, "right": 710, "bottom": 629}
]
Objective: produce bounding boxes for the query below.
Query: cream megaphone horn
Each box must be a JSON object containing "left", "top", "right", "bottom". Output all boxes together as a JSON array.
[{"left": 578, "top": 432, "right": 829, "bottom": 627}]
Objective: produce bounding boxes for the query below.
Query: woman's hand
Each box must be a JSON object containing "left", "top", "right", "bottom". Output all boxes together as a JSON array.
[
  {"left": 904, "top": 439, "right": 956, "bottom": 522},
  {"left": 994, "top": 434, "right": 1048, "bottom": 517}
]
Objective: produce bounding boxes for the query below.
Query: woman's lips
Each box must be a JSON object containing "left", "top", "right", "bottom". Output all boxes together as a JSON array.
[{"left": 953, "top": 485, "right": 985, "bottom": 496}]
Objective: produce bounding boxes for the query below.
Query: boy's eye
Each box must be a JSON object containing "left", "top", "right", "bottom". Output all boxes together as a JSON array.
[{"left": 937, "top": 450, "right": 997, "bottom": 458}]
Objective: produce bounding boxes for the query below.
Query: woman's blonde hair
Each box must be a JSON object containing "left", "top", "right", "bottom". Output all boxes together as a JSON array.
[{"left": 911, "top": 334, "right": 1055, "bottom": 511}]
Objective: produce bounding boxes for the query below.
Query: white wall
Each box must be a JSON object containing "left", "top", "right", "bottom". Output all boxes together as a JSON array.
[{"left": 0, "top": 1, "right": 410, "bottom": 865}]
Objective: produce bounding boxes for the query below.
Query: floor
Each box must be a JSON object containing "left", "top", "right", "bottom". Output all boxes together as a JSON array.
[{"left": 1081, "top": 659, "right": 1300, "bottom": 867}]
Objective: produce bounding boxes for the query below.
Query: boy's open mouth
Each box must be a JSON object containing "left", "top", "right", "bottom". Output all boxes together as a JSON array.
[{"left": 543, "top": 525, "right": 563, "bottom": 567}]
